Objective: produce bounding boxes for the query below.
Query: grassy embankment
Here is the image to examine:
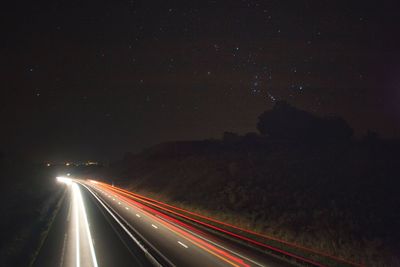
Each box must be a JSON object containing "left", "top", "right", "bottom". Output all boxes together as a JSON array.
[{"left": 108, "top": 138, "right": 400, "bottom": 266}]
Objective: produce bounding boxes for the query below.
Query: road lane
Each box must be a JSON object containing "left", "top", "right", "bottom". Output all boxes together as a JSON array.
[
  {"left": 34, "top": 180, "right": 151, "bottom": 267},
  {"left": 35, "top": 177, "right": 293, "bottom": 267},
  {"left": 84, "top": 184, "right": 245, "bottom": 267},
  {"left": 33, "top": 190, "right": 69, "bottom": 267},
  {"left": 63, "top": 183, "right": 97, "bottom": 267},
  {"left": 84, "top": 182, "right": 291, "bottom": 267}
]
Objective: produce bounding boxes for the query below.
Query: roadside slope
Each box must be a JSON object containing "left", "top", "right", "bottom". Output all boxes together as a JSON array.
[{"left": 107, "top": 138, "right": 400, "bottom": 266}]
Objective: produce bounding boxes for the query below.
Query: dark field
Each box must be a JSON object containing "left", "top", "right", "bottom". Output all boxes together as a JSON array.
[{"left": 0, "top": 161, "right": 64, "bottom": 267}]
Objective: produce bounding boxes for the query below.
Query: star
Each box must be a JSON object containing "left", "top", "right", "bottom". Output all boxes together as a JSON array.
[
  {"left": 267, "top": 92, "right": 276, "bottom": 102},
  {"left": 251, "top": 88, "right": 261, "bottom": 95}
]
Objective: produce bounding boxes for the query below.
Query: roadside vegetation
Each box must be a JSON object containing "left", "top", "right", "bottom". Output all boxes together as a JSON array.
[{"left": 107, "top": 102, "right": 400, "bottom": 266}]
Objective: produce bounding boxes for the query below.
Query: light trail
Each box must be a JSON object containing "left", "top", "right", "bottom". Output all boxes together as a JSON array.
[
  {"left": 74, "top": 183, "right": 99, "bottom": 267},
  {"left": 96, "top": 185, "right": 250, "bottom": 267},
  {"left": 96, "top": 181, "right": 362, "bottom": 267},
  {"left": 74, "top": 184, "right": 80, "bottom": 267},
  {"left": 99, "top": 182, "right": 325, "bottom": 266},
  {"left": 57, "top": 177, "right": 99, "bottom": 267},
  {"left": 59, "top": 178, "right": 330, "bottom": 267},
  {"left": 157, "top": 214, "right": 265, "bottom": 267},
  {"left": 80, "top": 183, "right": 168, "bottom": 267}
]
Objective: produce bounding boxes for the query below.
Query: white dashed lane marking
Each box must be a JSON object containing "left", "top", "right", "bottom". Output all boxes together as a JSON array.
[{"left": 178, "top": 241, "right": 188, "bottom": 249}]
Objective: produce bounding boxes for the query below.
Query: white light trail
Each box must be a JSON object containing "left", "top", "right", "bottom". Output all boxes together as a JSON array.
[
  {"left": 70, "top": 183, "right": 99, "bottom": 267},
  {"left": 81, "top": 184, "right": 169, "bottom": 267},
  {"left": 57, "top": 176, "right": 72, "bottom": 185},
  {"left": 76, "top": 184, "right": 98, "bottom": 267},
  {"left": 74, "top": 184, "right": 80, "bottom": 267}
]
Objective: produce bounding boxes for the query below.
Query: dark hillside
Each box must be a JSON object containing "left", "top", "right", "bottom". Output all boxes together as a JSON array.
[{"left": 107, "top": 103, "right": 400, "bottom": 266}]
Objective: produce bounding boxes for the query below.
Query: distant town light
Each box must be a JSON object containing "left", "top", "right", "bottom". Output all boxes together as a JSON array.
[{"left": 85, "top": 161, "right": 99, "bottom": 166}]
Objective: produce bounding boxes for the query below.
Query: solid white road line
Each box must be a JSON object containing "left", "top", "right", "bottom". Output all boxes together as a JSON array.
[
  {"left": 136, "top": 214, "right": 141, "bottom": 218},
  {"left": 151, "top": 224, "right": 158, "bottom": 229},
  {"left": 75, "top": 184, "right": 99, "bottom": 267},
  {"left": 81, "top": 184, "right": 171, "bottom": 267},
  {"left": 74, "top": 185, "right": 80, "bottom": 267}
]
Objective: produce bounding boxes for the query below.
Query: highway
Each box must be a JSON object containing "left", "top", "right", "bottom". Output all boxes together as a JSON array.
[
  {"left": 33, "top": 177, "right": 151, "bottom": 267},
  {"left": 33, "top": 177, "right": 297, "bottom": 267}
]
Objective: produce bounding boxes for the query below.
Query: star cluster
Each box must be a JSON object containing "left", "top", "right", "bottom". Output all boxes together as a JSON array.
[{"left": 2, "top": 1, "right": 400, "bottom": 161}]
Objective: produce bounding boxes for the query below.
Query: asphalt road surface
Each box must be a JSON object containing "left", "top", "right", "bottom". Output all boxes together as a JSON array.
[{"left": 33, "top": 178, "right": 293, "bottom": 267}]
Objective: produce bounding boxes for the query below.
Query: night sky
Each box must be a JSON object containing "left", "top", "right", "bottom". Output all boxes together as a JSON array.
[{"left": 2, "top": 1, "right": 400, "bottom": 162}]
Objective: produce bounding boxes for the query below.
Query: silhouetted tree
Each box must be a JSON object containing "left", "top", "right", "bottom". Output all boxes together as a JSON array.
[
  {"left": 244, "top": 132, "right": 259, "bottom": 139},
  {"left": 364, "top": 130, "right": 380, "bottom": 159},
  {"left": 364, "top": 130, "right": 379, "bottom": 142},
  {"left": 257, "top": 101, "right": 318, "bottom": 140},
  {"left": 317, "top": 116, "right": 353, "bottom": 141},
  {"left": 257, "top": 101, "right": 353, "bottom": 141},
  {"left": 223, "top": 132, "right": 240, "bottom": 143}
]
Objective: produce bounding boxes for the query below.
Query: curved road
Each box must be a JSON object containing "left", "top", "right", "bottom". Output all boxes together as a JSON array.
[{"left": 34, "top": 178, "right": 293, "bottom": 267}]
